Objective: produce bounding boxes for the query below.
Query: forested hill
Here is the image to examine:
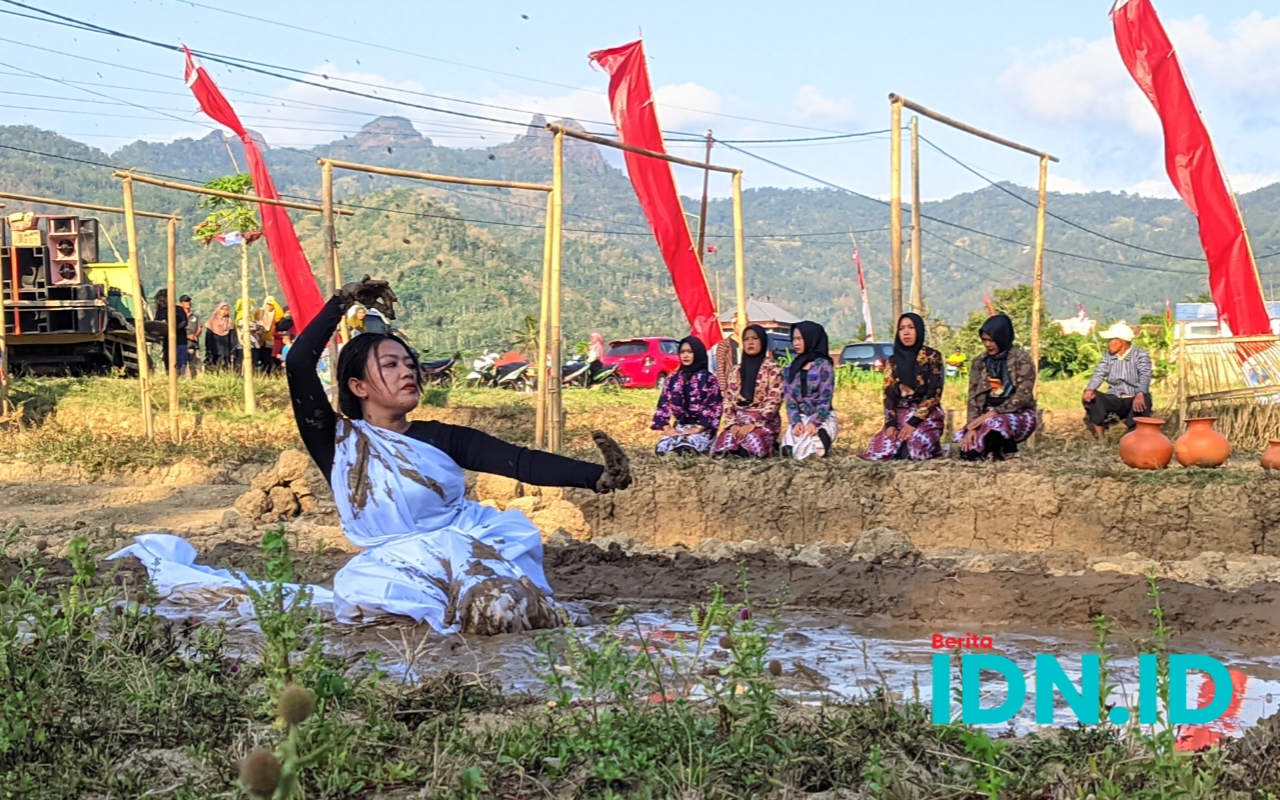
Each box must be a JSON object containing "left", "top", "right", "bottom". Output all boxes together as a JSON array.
[{"left": 3, "top": 115, "right": 1278, "bottom": 351}]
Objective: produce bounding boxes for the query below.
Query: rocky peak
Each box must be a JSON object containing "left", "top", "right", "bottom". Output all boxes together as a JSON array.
[
  {"left": 351, "top": 116, "right": 431, "bottom": 150},
  {"left": 502, "top": 115, "right": 606, "bottom": 173}
]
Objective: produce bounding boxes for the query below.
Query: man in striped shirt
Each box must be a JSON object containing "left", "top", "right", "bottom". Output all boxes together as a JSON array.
[{"left": 1083, "top": 322, "right": 1153, "bottom": 436}]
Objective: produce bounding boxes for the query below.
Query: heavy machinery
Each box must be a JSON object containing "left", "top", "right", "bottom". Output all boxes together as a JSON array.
[{"left": 2, "top": 212, "right": 144, "bottom": 376}]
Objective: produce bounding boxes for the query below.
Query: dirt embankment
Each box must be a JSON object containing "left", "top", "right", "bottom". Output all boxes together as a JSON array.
[{"left": 540, "top": 457, "right": 1280, "bottom": 560}]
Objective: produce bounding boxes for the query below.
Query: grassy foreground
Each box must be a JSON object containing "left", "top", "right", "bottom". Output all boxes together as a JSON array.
[
  {"left": 3, "top": 530, "right": 1278, "bottom": 800},
  {"left": 0, "top": 370, "right": 1168, "bottom": 476}
]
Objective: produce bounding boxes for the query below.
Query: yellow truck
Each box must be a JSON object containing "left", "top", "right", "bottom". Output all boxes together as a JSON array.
[{"left": 2, "top": 213, "right": 145, "bottom": 375}]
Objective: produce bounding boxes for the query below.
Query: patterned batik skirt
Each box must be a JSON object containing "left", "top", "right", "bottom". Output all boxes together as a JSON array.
[
  {"left": 781, "top": 413, "right": 838, "bottom": 461},
  {"left": 860, "top": 406, "right": 946, "bottom": 462},
  {"left": 710, "top": 410, "right": 779, "bottom": 458},
  {"left": 954, "top": 408, "right": 1037, "bottom": 459},
  {"left": 655, "top": 429, "right": 716, "bottom": 455}
]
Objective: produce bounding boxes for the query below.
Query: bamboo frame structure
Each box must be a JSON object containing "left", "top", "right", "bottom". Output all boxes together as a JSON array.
[
  {"left": 0, "top": 193, "right": 180, "bottom": 417},
  {"left": 166, "top": 217, "right": 179, "bottom": 438},
  {"left": 321, "top": 161, "right": 339, "bottom": 406},
  {"left": 910, "top": 116, "right": 923, "bottom": 314},
  {"left": 120, "top": 176, "right": 155, "bottom": 439},
  {"left": 315, "top": 158, "right": 563, "bottom": 448},
  {"left": 547, "top": 123, "right": 749, "bottom": 347},
  {"left": 888, "top": 93, "right": 1057, "bottom": 409},
  {"left": 113, "top": 170, "right": 343, "bottom": 419},
  {"left": 890, "top": 99, "right": 903, "bottom": 322}
]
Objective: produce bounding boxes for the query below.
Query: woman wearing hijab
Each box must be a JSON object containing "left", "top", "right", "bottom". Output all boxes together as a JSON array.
[
  {"left": 153, "top": 290, "right": 189, "bottom": 377},
  {"left": 652, "top": 336, "right": 723, "bottom": 455},
  {"left": 861, "top": 313, "right": 946, "bottom": 461},
  {"left": 711, "top": 324, "right": 784, "bottom": 458},
  {"left": 781, "top": 321, "right": 837, "bottom": 460},
  {"left": 203, "top": 301, "right": 237, "bottom": 371},
  {"left": 956, "top": 313, "right": 1038, "bottom": 460},
  {"left": 114, "top": 276, "right": 633, "bottom": 636}
]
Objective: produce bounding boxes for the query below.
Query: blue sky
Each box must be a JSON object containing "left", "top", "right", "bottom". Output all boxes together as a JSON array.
[{"left": 2, "top": 0, "right": 1278, "bottom": 200}]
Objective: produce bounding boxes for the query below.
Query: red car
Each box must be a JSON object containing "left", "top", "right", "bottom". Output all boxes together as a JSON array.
[{"left": 602, "top": 337, "right": 682, "bottom": 389}]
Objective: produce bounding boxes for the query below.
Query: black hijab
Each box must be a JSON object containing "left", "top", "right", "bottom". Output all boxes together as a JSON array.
[
  {"left": 738, "top": 324, "right": 769, "bottom": 406},
  {"left": 892, "top": 312, "right": 926, "bottom": 389},
  {"left": 676, "top": 336, "right": 709, "bottom": 421},
  {"left": 787, "top": 321, "right": 831, "bottom": 394},
  {"left": 980, "top": 314, "right": 1016, "bottom": 398},
  {"left": 678, "top": 336, "right": 709, "bottom": 375}
]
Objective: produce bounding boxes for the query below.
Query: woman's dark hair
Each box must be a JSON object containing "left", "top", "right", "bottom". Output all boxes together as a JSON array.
[{"left": 337, "top": 332, "right": 421, "bottom": 419}]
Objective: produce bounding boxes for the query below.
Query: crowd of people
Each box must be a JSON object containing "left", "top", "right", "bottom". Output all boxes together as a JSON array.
[
  {"left": 153, "top": 293, "right": 296, "bottom": 377},
  {"left": 651, "top": 313, "right": 1153, "bottom": 463}
]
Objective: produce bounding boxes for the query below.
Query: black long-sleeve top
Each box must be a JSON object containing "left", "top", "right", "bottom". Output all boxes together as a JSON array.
[{"left": 285, "top": 295, "right": 604, "bottom": 490}]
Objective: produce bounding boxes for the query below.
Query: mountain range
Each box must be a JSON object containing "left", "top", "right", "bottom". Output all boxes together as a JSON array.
[{"left": 2, "top": 115, "right": 1278, "bottom": 352}]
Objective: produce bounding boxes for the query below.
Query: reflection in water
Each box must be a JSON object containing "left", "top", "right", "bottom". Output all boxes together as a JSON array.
[{"left": 159, "top": 599, "right": 1280, "bottom": 747}]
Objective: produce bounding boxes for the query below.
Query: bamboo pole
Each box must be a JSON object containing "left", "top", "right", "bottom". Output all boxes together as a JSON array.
[
  {"left": 318, "top": 158, "right": 553, "bottom": 193},
  {"left": 0, "top": 200, "right": 8, "bottom": 415},
  {"left": 910, "top": 116, "right": 923, "bottom": 315},
  {"left": 1178, "top": 322, "right": 1188, "bottom": 431},
  {"left": 731, "top": 171, "right": 747, "bottom": 346},
  {"left": 535, "top": 191, "right": 554, "bottom": 450},
  {"left": 166, "top": 217, "right": 179, "bottom": 439},
  {"left": 890, "top": 98, "right": 903, "bottom": 323},
  {"left": 120, "top": 176, "right": 154, "bottom": 438},
  {"left": 321, "top": 161, "right": 340, "bottom": 408},
  {"left": 1030, "top": 155, "right": 1049, "bottom": 410},
  {"left": 549, "top": 129, "right": 565, "bottom": 452},
  {"left": 548, "top": 123, "right": 741, "bottom": 174},
  {"left": 239, "top": 241, "right": 256, "bottom": 415},
  {"left": 889, "top": 94, "right": 1059, "bottom": 162},
  {"left": 0, "top": 191, "right": 178, "bottom": 220},
  {"left": 696, "top": 131, "right": 713, "bottom": 261},
  {"left": 112, "top": 172, "right": 350, "bottom": 215}
]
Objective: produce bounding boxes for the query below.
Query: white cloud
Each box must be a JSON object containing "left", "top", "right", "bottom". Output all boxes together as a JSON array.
[
  {"left": 999, "top": 37, "right": 1159, "bottom": 135},
  {"left": 1047, "top": 174, "right": 1090, "bottom": 194},
  {"left": 1224, "top": 171, "right": 1280, "bottom": 193},
  {"left": 1125, "top": 179, "right": 1180, "bottom": 199},
  {"left": 1001, "top": 11, "right": 1280, "bottom": 135},
  {"left": 791, "top": 86, "right": 857, "bottom": 124}
]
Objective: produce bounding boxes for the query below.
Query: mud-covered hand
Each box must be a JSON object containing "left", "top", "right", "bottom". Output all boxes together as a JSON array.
[
  {"left": 592, "top": 430, "right": 633, "bottom": 493},
  {"left": 339, "top": 275, "right": 399, "bottom": 320}
]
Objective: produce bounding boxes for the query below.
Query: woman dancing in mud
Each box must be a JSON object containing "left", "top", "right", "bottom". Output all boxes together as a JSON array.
[
  {"left": 284, "top": 277, "right": 632, "bottom": 634},
  {"left": 114, "top": 277, "right": 631, "bottom": 636}
]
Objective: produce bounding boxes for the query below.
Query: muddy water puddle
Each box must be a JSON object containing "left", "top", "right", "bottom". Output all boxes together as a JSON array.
[{"left": 165, "top": 599, "right": 1280, "bottom": 742}]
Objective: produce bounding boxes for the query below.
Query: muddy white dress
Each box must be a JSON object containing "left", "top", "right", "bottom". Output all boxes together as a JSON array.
[
  {"left": 325, "top": 418, "right": 558, "bottom": 633},
  {"left": 112, "top": 418, "right": 560, "bottom": 635}
]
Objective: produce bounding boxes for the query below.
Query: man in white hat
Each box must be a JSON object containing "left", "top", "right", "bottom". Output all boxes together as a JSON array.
[{"left": 1083, "top": 322, "right": 1153, "bottom": 437}]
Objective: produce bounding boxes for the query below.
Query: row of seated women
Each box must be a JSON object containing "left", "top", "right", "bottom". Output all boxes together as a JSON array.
[{"left": 652, "top": 313, "right": 1037, "bottom": 463}]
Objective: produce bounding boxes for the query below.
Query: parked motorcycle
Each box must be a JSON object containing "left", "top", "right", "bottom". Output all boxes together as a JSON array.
[
  {"left": 560, "top": 357, "right": 624, "bottom": 389},
  {"left": 466, "top": 350, "right": 532, "bottom": 391},
  {"left": 419, "top": 351, "right": 459, "bottom": 387}
]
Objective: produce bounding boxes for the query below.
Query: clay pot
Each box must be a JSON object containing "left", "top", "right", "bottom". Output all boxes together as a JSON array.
[
  {"left": 1118, "top": 417, "right": 1173, "bottom": 470},
  {"left": 1174, "top": 417, "right": 1231, "bottom": 468},
  {"left": 1261, "top": 439, "right": 1280, "bottom": 470}
]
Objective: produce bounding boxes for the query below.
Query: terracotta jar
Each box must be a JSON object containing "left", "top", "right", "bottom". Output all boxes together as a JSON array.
[
  {"left": 1119, "top": 417, "right": 1173, "bottom": 470},
  {"left": 1261, "top": 439, "right": 1280, "bottom": 470},
  {"left": 1174, "top": 417, "right": 1231, "bottom": 468}
]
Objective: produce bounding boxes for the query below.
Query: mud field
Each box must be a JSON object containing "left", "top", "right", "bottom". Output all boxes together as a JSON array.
[{"left": 5, "top": 448, "right": 1280, "bottom": 649}]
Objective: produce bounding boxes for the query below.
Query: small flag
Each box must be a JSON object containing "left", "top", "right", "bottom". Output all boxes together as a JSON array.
[
  {"left": 215, "top": 231, "right": 244, "bottom": 247},
  {"left": 984, "top": 295, "right": 996, "bottom": 317},
  {"left": 853, "top": 245, "right": 874, "bottom": 340},
  {"left": 706, "top": 245, "right": 717, "bottom": 254},
  {"left": 1166, "top": 297, "right": 1173, "bottom": 327},
  {"left": 1077, "top": 303, "right": 1088, "bottom": 322}
]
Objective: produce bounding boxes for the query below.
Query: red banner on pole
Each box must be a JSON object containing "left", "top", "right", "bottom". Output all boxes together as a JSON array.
[
  {"left": 183, "top": 47, "right": 324, "bottom": 331},
  {"left": 1112, "top": 0, "right": 1268, "bottom": 337},
  {"left": 588, "top": 40, "right": 721, "bottom": 346}
]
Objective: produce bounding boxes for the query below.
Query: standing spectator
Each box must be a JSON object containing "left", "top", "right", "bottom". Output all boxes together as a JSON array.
[
  {"left": 154, "top": 289, "right": 189, "bottom": 378},
  {"left": 256, "top": 296, "right": 285, "bottom": 374},
  {"left": 204, "top": 302, "right": 236, "bottom": 370},
  {"left": 179, "top": 294, "right": 201, "bottom": 377},
  {"left": 273, "top": 310, "right": 294, "bottom": 373}
]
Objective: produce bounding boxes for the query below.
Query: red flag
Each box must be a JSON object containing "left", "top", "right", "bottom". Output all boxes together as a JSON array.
[
  {"left": 183, "top": 48, "right": 323, "bottom": 331},
  {"left": 588, "top": 41, "right": 721, "bottom": 346},
  {"left": 1113, "top": 0, "right": 1267, "bottom": 338},
  {"left": 984, "top": 295, "right": 996, "bottom": 317},
  {"left": 853, "top": 245, "right": 874, "bottom": 340}
]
